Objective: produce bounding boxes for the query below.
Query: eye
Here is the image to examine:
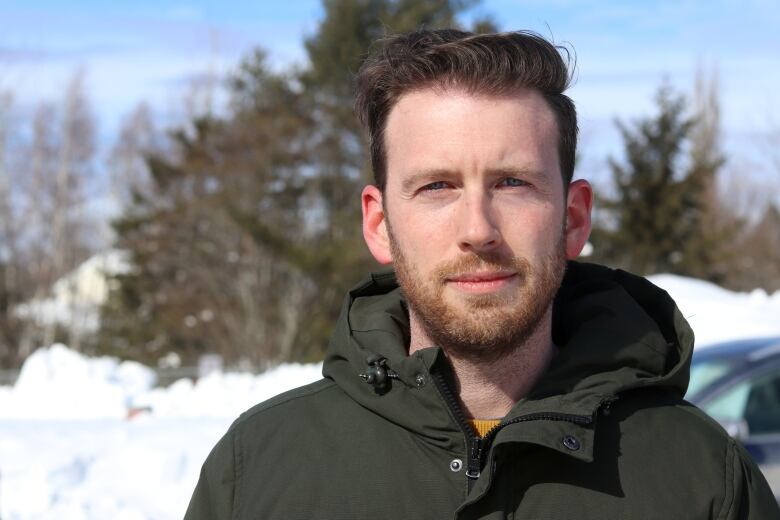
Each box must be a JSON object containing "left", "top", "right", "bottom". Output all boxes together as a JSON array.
[
  {"left": 498, "top": 177, "right": 528, "bottom": 188},
  {"left": 421, "top": 181, "right": 449, "bottom": 191}
]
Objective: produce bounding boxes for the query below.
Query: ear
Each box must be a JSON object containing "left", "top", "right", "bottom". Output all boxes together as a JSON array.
[
  {"left": 564, "top": 179, "right": 593, "bottom": 259},
  {"left": 362, "top": 185, "right": 393, "bottom": 264}
]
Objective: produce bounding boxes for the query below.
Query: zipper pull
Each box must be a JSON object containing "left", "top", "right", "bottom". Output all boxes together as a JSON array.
[{"left": 466, "top": 436, "right": 482, "bottom": 480}]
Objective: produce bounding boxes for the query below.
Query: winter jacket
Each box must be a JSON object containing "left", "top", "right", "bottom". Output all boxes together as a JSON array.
[{"left": 184, "top": 262, "right": 780, "bottom": 519}]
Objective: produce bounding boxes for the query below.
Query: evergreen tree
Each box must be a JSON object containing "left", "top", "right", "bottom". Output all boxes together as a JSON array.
[
  {"left": 100, "top": 0, "right": 492, "bottom": 367},
  {"left": 238, "top": 0, "right": 494, "bottom": 359},
  {"left": 99, "top": 54, "right": 314, "bottom": 366},
  {"left": 593, "top": 83, "right": 731, "bottom": 279}
]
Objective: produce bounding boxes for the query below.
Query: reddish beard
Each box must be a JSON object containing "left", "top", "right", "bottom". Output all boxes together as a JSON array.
[{"left": 389, "top": 230, "right": 566, "bottom": 364}]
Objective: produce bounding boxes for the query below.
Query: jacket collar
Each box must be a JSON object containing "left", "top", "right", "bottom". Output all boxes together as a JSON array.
[{"left": 322, "top": 261, "right": 694, "bottom": 459}]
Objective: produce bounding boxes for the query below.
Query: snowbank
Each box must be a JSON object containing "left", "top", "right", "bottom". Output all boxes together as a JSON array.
[
  {"left": 0, "top": 344, "right": 322, "bottom": 421},
  {"left": 0, "top": 347, "right": 323, "bottom": 519},
  {"left": 648, "top": 274, "right": 780, "bottom": 347},
  {"left": 0, "top": 344, "right": 156, "bottom": 420},
  {"left": 136, "top": 363, "right": 323, "bottom": 418}
]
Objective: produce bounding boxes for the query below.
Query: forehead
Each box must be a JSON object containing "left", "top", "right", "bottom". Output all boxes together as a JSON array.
[{"left": 383, "top": 87, "right": 560, "bottom": 185}]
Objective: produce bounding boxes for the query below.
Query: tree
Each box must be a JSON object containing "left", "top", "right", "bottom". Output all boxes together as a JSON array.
[
  {"left": 35, "top": 71, "right": 97, "bottom": 350},
  {"left": 99, "top": 60, "right": 316, "bottom": 366},
  {"left": 243, "top": 0, "right": 494, "bottom": 356},
  {"left": 107, "top": 102, "right": 161, "bottom": 210},
  {"left": 679, "top": 66, "right": 738, "bottom": 283},
  {"left": 724, "top": 112, "right": 780, "bottom": 292},
  {"left": 729, "top": 204, "right": 780, "bottom": 291},
  {"left": 101, "top": 0, "right": 493, "bottom": 367},
  {"left": 0, "top": 71, "right": 98, "bottom": 365},
  {"left": 232, "top": 0, "right": 496, "bottom": 357},
  {"left": 0, "top": 90, "right": 25, "bottom": 367},
  {"left": 592, "top": 82, "right": 731, "bottom": 279}
]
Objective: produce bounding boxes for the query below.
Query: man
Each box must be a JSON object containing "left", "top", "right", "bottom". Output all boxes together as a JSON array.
[{"left": 185, "top": 30, "right": 779, "bottom": 519}]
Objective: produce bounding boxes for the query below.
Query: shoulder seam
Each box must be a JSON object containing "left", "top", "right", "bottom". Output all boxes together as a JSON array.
[
  {"left": 228, "top": 378, "right": 337, "bottom": 517},
  {"left": 231, "top": 427, "right": 241, "bottom": 520},
  {"left": 675, "top": 399, "right": 735, "bottom": 438},
  {"left": 718, "top": 440, "right": 737, "bottom": 519},
  {"left": 662, "top": 399, "right": 742, "bottom": 519},
  {"left": 233, "top": 378, "right": 337, "bottom": 427}
]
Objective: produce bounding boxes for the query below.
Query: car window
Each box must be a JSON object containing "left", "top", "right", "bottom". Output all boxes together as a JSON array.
[
  {"left": 705, "top": 380, "right": 750, "bottom": 422},
  {"left": 688, "top": 360, "right": 734, "bottom": 398},
  {"left": 704, "top": 370, "right": 780, "bottom": 435}
]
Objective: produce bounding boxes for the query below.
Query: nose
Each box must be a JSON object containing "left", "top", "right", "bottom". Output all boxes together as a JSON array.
[{"left": 456, "top": 191, "right": 502, "bottom": 253}]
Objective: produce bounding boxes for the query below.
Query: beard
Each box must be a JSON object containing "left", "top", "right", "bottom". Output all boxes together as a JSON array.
[{"left": 389, "top": 227, "right": 566, "bottom": 364}]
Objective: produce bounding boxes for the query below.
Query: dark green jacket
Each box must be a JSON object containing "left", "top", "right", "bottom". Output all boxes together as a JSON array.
[{"left": 185, "top": 262, "right": 779, "bottom": 519}]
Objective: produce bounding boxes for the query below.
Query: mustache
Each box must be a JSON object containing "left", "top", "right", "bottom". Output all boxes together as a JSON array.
[{"left": 433, "top": 252, "right": 531, "bottom": 280}]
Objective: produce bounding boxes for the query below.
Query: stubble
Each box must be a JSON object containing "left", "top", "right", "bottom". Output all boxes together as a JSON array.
[{"left": 389, "top": 227, "right": 566, "bottom": 364}]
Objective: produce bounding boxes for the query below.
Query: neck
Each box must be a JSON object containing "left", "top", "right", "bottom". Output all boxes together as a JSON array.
[{"left": 408, "top": 307, "right": 556, "bottom": 420}]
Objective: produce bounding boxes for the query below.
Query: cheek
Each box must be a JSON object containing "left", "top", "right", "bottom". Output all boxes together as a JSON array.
[
  {"left": 500, "top": 205, "right": 564, "bottom": 254},
  {"left": 390, "top": 209, "right": 455, "bottom": 265}
]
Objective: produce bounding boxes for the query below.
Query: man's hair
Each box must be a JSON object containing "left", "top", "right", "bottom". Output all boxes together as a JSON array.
[{"left": 354, "top": 29, "right": 577, "bottom": 191}]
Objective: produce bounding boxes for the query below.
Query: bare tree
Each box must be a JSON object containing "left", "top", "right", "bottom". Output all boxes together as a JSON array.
[
  {"left": 51, "top": 70, "right": 95, "bottom": 273},
  {"left": 680, "top": 65, "right": 737, "bottom": 282},
  {"left": 691, "top": 64, "right": 722, "bottom": 210},
  {"left": 108, "top": 102, "right": 160, "bottom": 209},
  {"left": 0, "top": 90, "right": 24, "bottom": 366},
  {"left": 9, "top": 71, "right": 99, "bottom": 354},
  {"left": 11, "top": 101, "right": 59, "bottom": 359},
  {"left": 0, "top": 92, "right": 17, "bottom": 292},
  {"left": 727, "top": 116, "right": 780, "bottom": 292}
]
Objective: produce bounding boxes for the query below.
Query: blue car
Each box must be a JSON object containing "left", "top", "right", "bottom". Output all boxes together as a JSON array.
[{"left": 687, "top": 336, "right": 780, "bottom": 501}]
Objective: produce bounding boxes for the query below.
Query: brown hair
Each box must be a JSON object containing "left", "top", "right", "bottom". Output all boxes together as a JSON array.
[{"left": 354, "top": 29, "right": 577, "bottom": 191}]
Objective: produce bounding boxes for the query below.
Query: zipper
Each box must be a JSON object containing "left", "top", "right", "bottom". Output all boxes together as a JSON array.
[
  {"left": 431, "top": 370, "right": 482, "bottom": 491},
  {"left": 432, "top": 369, "right": 596, "bottom": 493},
  {"left": 480, "top": 411, "right": 593, "bottom": 451}
]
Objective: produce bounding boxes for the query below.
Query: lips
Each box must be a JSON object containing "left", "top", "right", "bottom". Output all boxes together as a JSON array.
[
  {"left": 444, "top": 271, "right": 518, "bottom": 295},
  {"left": 447, "top": 271, "right": 517, "bottom": 283}
]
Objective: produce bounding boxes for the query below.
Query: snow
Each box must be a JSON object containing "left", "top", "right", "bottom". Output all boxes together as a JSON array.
[
  {"left": 1, "top": 274, "right": 779, "bottom": 519},
  {"left": 0, "top": 418, "right": 228, "bottom": 520},
  {"left": 0, "top": 344, "right": 322, "bottom": 422},
  {"left": 0, "top": 347, "right": 322, "bottom": 519},
  {"left": 0, "top": 344, "right": 154, "bottom": 420},
  {"left": 648, "top": 274, "right": 780, "bottom": 347}
]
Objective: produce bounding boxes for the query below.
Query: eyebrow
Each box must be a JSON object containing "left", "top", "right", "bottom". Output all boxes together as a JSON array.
[
  {"left": 400, "top": 166, "right": 547, "bottom": 193},
  {"left": 484, "top": 166, "right": 547, "bottom": 181}
]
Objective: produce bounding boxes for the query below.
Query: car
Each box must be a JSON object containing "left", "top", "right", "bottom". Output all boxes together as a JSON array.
[{"left": 686, "top": 336, "right": 780, "bottom": 501}]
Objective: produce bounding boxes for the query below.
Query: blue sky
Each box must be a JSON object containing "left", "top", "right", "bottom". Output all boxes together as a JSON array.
[{"left": 2, "top": 0, "right": 779, "bottom": 188}]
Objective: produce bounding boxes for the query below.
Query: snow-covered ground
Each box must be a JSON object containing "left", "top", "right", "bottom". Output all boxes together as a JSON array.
[
  {"left": 0, "top": 347, "right": 322, "bottom": 519},
  {"left": 1, "top": 275, "right": 779, "bottom": 519}
]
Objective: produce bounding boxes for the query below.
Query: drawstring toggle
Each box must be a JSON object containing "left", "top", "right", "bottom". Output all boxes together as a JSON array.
[{"left": 359, "top": 355, "right": 399, "bottom": 393}]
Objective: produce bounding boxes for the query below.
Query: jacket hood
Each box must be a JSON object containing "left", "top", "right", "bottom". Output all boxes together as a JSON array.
[{"left": 322, "top": 261, "right": 694, "bottom": 454}]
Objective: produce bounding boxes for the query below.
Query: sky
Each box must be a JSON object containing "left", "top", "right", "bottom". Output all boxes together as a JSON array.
[{"left": 1, "top": 0, "right": 779, "bottom": 190}]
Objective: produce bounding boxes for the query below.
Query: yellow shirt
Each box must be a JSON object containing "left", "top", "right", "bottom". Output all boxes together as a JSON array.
[{"left": 470, "top": 419, "right": 501, "bottom": 437}]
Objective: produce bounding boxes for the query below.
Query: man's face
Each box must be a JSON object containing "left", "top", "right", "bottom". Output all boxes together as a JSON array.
[{"left": 365, "top": 87, "right": 584, "bottom": 361}]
